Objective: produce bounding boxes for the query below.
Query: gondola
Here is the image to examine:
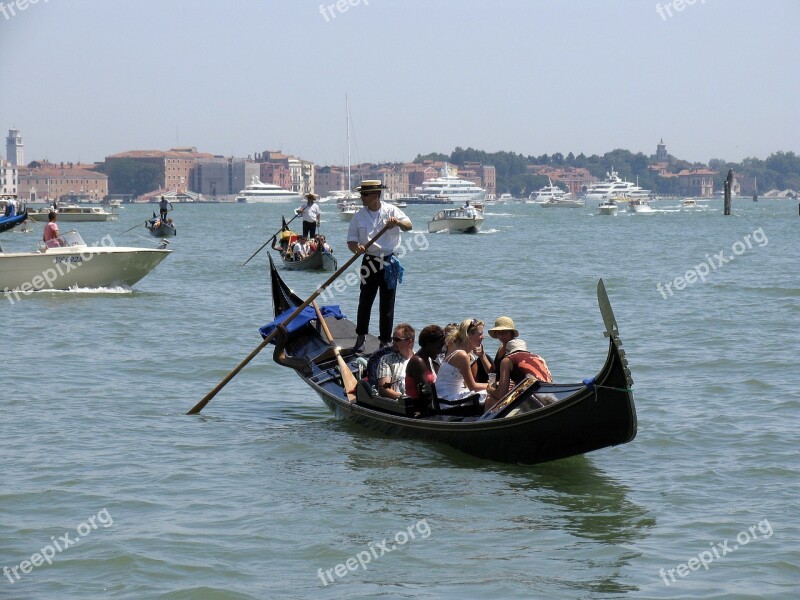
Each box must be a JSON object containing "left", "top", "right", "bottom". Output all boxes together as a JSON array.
[
  {"left": 271, "top": 217, "right": 337, "bottom": 271},
  {"left": 264, "top": 256, "right": 637, "bottom": 464},
  {"left": 145, "top": 212, "right": 177, "bottom": 237},
  {"left": 0, "top": 209, "right": 28, "bottom": 234}
]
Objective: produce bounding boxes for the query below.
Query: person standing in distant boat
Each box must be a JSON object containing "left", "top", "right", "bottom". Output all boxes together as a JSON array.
[
  {"left": 296, "top": 193, "right": 321, "bottom": 238},
  {"left": 159, "top": 196, "right": 173, "bottom": 222},
  {"left": 43, "top": 211, "right": 61, "bottom": 247},
  {"left": 347, "top": 180, "right": 413, "bottom": 353}
]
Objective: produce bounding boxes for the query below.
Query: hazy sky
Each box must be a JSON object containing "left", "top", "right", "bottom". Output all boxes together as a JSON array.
[{"left": 1, "top": 0, "right": 797, "bottom": 166}]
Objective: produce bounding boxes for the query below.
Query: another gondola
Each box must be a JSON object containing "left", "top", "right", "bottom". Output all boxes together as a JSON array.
[
  {"left": 265, "top": 256, "right": 637, "bottom": 464},
  {"left": 146, "top": 213, "right": 177, "bottom": 237},
  {"left": 0, "top": 209, "right": 28, "bottom": 234},
  {"left": 271, "top": 218, "right": 337, "bottom": 272}
]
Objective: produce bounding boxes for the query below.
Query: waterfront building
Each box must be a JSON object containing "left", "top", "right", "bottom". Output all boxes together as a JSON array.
[
  {"left": 105, "top": 147, "right": 214, "bottom": 193},
  {"left": 18, "top": 162, "right": 108, "bottom": 203},
  {"left": 1, "top": 157, "right": 18, "bottom": 195}
]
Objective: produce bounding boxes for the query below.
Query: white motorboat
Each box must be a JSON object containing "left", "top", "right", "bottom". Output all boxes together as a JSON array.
[
  {"left": 235, "top": 176, "right": 302, "bottom": 204},
  {"left": 527, "top": 179, "right": 573, "bottom": 204},
  {"left": 0, "top": 230, "right": 170, "bottom": 294},
  {"left": 27, "top": 204, "right": 119, "bottom": 222},
  {"left": 584, "top": 170, "right": 652, "bottom": 201},
  {"left": 682, "top": 198, "right": 697, "bottom": 208},
  {"left": 427, "top": 207, "right": 484, "bottom": 234},
  {"left": 497, "top": 193, "right": 514, "bottom": 203},
  {"left": 628, "top": 198, "right": 654, "bottom": 213},
  {"left": 415, "top": 163, "right": 487, "bottom": 202},
  {"left": 597, "top": 199, "right": 619, "bottom": 215},
  {"left": 339, "top": 203, "right": 360, "bottom": 221}
]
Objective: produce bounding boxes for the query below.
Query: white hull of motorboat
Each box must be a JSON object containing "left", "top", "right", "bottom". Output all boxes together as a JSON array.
[
  {"left": 0, "top": 232, "right": 170, "bottom": 292},
  {"left": 28, "top": 205, "right": 119, "bottom": 222},
  {"left": 597, "top": 202, "right": 618, "bottom": 215},
  {"left": 427, "top": 209, "right": 484, "bottom": 233},
  {"left": 339, "top": 206, "right": 359, "bottom": 221}
]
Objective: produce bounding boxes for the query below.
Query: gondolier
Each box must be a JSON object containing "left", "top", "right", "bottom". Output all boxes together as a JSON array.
[
  {"left": 296, "top": 193, "right": 321, "bottom": 238},
  {"left": 347, "top": 180, "right": 412, "bottom": 353}
]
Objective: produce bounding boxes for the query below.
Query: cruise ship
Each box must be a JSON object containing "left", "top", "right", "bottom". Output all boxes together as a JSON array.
[
  {"left": 414, "top": 163, "right": 487, "bottom": 202},
  {"left": 584, "top": 170, "right": 652, "bottom": 201},
  {"left": 526, "top": 178, "right": 572, "bottom": 204},
  {"left": 235, "top": 176, "right": 303, "bottom": 204}
]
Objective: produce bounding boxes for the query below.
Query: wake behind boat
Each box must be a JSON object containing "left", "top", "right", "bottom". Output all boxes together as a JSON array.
[
  {"left": 0, "top": 229, "right": 170, "bottom": 293},
  {"left": 264, "top": 260, "right": 636, "bottom": 464}
]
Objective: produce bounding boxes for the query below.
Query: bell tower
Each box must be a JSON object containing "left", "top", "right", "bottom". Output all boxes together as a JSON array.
[{"left": 6, "top": 128, "right": 23, "bottom": 166}]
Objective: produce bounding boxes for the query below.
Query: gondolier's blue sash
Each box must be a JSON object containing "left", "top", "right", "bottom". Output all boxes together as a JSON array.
[{"left": 259, "top": 304, "right": 345, "bottom": 343}]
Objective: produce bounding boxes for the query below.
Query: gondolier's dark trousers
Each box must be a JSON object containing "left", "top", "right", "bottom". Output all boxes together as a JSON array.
[
  {"left": 356, "top": 254, "right": 395, "bottom": 343},
  {"left": 302, "top": 221, "right": 317, "bottom": 238}
]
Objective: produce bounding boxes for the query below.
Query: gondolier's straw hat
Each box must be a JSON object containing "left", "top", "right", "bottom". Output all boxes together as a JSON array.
[
  {"left": 355, "top": 180, "right": 387, "bottom": 193},
  {"left": 488, "top": 316, "right": 519, "bottom": 339},
  {"left": 505, "top": 339, "right": 527, "bottom": 354},
  {"left": 304, "top": 193, "right": 318, "bottom": 200}
]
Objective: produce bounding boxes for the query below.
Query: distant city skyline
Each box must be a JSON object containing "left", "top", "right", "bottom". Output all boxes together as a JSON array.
[{"left": 1, "top": 0, "right": 797, "bottom": 166}]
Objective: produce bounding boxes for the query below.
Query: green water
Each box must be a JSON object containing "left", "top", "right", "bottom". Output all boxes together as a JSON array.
[{"left": 2, "top": 199, "right": 798, "bottom": 598}]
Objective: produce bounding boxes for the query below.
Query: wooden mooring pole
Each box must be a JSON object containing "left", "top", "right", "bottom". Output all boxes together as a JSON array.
[{"left": 723, "top": 169, "right": 732, "bottom": 216}]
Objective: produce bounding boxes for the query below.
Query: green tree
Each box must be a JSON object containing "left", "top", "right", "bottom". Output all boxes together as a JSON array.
[{"left": 104, "top": 159, "right": 163, "bottom": 196}]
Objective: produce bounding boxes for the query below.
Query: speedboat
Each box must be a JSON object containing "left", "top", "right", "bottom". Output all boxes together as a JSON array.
[
  {"left": 497, "top": 193, "right": 514, "bottom": 203},
  {"left": 339, "top": 202, "right": 360, "bottom": 221},
  {"left": 527, "top": 179, "right": 573, "bottom": 204},
  {"left": 27, "top": 204, "right": 118, "bottom": 222},
  {"left": 597, "top": 199, "right": 618, "bottom": 215},
  {"left": 585, "top": 170, "right": 651, "bottom": 201},
  {"left": 415, "top": 163, "right": 487, "bottom": 202},
  {"left": 682, "top": 198, "right": 697, "bottom": 208},
  {"left": 235, "top": 176, "right": 302, "bottom": 204},
  {"left": 628, "top": 198, "right": 654, "bottom": 213},
  {"left": 427, "top": 207, "right": 484, "bottom": 233},
  {"left": 0, "top": 230, "right": 170, "bottom": 294}
]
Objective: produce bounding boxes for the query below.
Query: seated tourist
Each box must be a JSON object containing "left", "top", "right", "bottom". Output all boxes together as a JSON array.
[
  {"left": 486, "top": 338, "right": 553, "bottom": 410},
  {"left": 487, "top": 316, "right": 519, "bottom": 371},
  {"left": 292, "top": 235, "right": 309, "bottom": 261},
  {"left": 405, "top": 324, "right": 445, "bottom": 401},
  {"left": 436, "top": 319, "right": 489, "bottom": 402},
  {"left": 376, "top": 323, "right": 415, "bottom": 399}
]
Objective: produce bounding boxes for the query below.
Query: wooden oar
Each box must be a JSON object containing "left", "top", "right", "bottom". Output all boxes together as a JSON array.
[
  {"left": 242, "top": 213, "right": 301, "bottom": 266},
  {"left": 312, "top": 301, "right": 358, "bottom": 403},
  {"left": 187, "top": 222, "right": 392, "bottom": 415},
  {"left": 121, "top": 220, "right": 148, "bottom": 234}
]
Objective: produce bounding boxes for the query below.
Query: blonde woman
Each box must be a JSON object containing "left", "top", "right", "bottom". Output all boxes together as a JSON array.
[{"left": 435, "top": 319, "right": 489, "bottom": 402}]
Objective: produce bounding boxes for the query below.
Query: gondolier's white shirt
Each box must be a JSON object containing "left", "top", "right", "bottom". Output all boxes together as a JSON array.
[
  {"left": 347, "top": 202, "right": 409, "bottom": 257},
  {"left": 298, "top": 203, "right": 321, "bottom": 223}
]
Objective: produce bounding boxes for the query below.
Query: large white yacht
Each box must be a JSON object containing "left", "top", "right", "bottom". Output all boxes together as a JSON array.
[
  {"left": 526, "top": 178, "right": 573, "bottom": 204},
  {"left": 235, "top": 176, "right": 303, "bottom": 204},
  {"left": 414, "top": 163, "right": 487, "bottom": 202},
  {"left": 584, "top": 170, "right": 652, "bottom": 201}
]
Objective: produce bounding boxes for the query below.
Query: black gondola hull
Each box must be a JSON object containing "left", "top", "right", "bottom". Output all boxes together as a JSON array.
[{"left": 268, "top": 256, "right": 637, "bottom": 464}]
